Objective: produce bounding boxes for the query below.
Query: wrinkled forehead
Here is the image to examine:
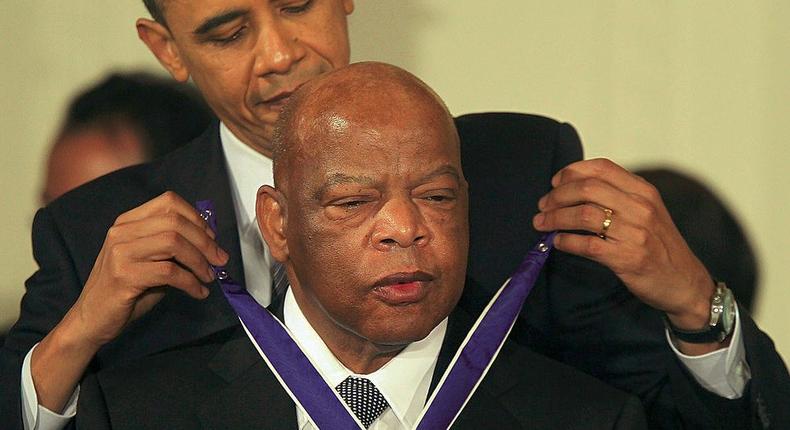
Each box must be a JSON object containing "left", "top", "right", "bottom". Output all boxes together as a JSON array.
[
  {"left": 298, "top": 97, "right": 457, "bottom": 165},
  {"left": 298, "top": 74, "right": 455, "bottom": 145},
  {"left": 272, "top": 63, "right": 460, "bottom": 185}
]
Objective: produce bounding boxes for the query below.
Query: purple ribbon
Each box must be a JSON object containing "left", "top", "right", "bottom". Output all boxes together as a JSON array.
[
  {"left": 196, "top": 200, "right": 554, "bottom": 429},
  {"left": 415, "top": 232, "right": 555, "bottom": 428}
]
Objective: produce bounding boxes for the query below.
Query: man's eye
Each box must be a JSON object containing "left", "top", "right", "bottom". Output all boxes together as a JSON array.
[
  {"left": 282, "top": 0, "right": 314, "bottom": 14},
  {"left": 329, "top": 197, "right": 372, "bottom": 210},
  {"left": 423, "top": 192, "right": 455, "bottom": 203},
  {"left": 339, "top": 200, "right": 366, "bottom": 209},
  {"left": 211, "top": 27, "right": 246, "bottom": 45}
]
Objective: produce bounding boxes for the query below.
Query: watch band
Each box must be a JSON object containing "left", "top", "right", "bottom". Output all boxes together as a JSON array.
[{"left": 664, "top": 282, "right": 736, "bottom": 344}]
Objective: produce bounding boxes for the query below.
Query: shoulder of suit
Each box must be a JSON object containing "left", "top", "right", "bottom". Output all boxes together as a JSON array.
[
  {"left": 455, "top": 111, "right": 566, "bottom": 128},
  {"left": 454, "top": 112, "right": 571, "bottom": 142},
  {"left": 454, "top": 111, "right": 579, "bottom": 172}
]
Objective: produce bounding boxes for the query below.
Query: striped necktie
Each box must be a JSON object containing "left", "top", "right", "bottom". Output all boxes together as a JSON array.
[{"left": 270, "top": 261, "right": 289, "bottom": 299}]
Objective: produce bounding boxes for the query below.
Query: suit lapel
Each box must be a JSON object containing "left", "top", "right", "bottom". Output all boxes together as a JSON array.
[
  {"left": 198, "top": 328, "right": 297, "bottom": 430},
  {"left": 163, "top": 121, "right": 246, "bottom": 287},
  {"left": 156, "top": 121, "right": 244, "bottom": 339}
]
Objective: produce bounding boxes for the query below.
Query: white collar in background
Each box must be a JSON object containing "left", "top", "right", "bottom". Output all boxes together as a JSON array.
[
  {"left": 283, "top": 288, "right": 447, "bottom": 428},
  {"left": 219, "top": 122, "right": 275, "bottom": 307},
  {"left": 219, "top": 122, "right": 274, "bottom": 232}
]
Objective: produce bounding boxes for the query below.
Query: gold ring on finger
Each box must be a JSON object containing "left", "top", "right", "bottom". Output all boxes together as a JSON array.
[{"left": 598, "top": 207, "right": 613, "bottom": 239}]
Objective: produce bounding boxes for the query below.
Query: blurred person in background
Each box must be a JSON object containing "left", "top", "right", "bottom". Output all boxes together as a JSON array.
[
  {"left": 636, "top": 168, "right": 759, "bottom": 312},
  {"left": 40, "top": 72, "right": 214, "bottom": 204}
]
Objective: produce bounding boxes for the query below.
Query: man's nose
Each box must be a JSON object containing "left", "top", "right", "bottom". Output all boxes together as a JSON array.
[
  {"left": 371, "top": 198, "right": 431, "bottom": 251},
  {"left": 252, "top": 20, "right": 306, "bottom": 76}
]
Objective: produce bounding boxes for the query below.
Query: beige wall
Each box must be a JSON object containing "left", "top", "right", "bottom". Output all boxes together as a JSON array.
[{"left": 2, "top": 2, "right": 787, "bottom": 359}]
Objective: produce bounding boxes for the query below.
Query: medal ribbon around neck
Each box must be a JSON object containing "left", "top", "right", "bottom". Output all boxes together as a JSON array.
[{"left": 196, "top": 200, "right": 555, "bottom": 429}]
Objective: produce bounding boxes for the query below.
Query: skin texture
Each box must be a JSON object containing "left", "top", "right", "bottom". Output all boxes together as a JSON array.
[
  {"left": 257, "top": 63, "right": 468, "bottom": 373},
  {"left": 42, "top": 125, "right": 147, "bottom": 204}
]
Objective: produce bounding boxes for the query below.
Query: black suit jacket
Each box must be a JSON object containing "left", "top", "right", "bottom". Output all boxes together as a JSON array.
[
  {"left": 2, "top": 114, "right": 788, "bottom": 429},
  {"left": 75, "top": 306, "right": 647, "bottom": 430}
]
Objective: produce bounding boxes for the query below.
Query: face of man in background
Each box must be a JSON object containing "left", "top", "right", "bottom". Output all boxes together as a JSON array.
[
  {"left": 259, "top": 64, "right": 469, "bottom": 362},
  {"left": 42, "top": 125, "right": 146, "bottom": 204},
  {"left": 138, "top": 0, "right": 354, "bottom": 156}
]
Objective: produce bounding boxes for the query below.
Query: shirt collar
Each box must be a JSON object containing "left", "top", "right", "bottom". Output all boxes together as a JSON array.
[
  {"left": 283, "top": 288, "right": 447, "bottom": 427},
  {"left": 219, "top": 122, "right": 274, "bottom": 232}
]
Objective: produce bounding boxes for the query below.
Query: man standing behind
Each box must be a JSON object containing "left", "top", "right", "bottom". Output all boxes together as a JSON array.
[
  {"left": 76, "top": 61, "right": 647, "bottom": 430},
  {"left": 2, "top": 1, "right": 787, "bottom": 429}
]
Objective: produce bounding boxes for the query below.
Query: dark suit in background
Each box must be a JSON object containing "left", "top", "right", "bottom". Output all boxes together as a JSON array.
[{"left": 2, "top": 114, "right": 788, "bottom": 429}]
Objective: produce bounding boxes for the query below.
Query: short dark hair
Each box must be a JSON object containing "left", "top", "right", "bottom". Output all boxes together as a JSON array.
[
  {"left": 143, "top": 0, "right": 168, "bottom": 25},
  {"left": 62, "top": 71, "right": 214, "bottom": 160},
  {"left": 636, "top": 168, "right": 760, "bottom": 311}
]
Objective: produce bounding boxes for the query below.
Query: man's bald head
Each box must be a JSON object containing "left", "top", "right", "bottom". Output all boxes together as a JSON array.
[{"left": 271, "top": 61, "right": 459, "bottom": 190}]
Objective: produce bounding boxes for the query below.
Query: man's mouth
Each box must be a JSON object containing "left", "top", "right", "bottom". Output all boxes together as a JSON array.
[
  {"left": 260, "top": 82, "right": 306, "bottom": 110},
  {"left": 265, "top": 91, "right": 292, "bottom": 106},
  {"left": 372, "top": 271, "right": 435, "bottom": 305}
]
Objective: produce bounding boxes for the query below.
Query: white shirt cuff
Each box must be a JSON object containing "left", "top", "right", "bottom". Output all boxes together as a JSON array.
[
  {"left": 21, "top": 343, "right": 79, "bottom": 430},
  {"left": 665, "top": 306, "right": 751, "bottom": 399}
]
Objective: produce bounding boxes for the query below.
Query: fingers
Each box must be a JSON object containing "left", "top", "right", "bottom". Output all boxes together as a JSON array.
[
  {"left": 535, "top": 190, "right": 662, "bottom": 239},
  {"left": 112, "top": 231, "right": 216, "bottom": 284},
  {"left": 142, "top": 261, "right": 210, "bottom": 300},
  {"left": 114, "top": 191, "right": 215, "bottom": 238},
  {"left": 551, "top": 158, "right": 657, "bottom": 199},
  {"left": 538, "top": 176, "right": 633, "bottom": 213},
  {"left": 108, "top": 259, "right": 210, "bottom": 301},
  {"left": 534, "top": 204, "right": 617, "bottom": 238},
  {"left": 552, "top": 225, "right": 661, "bottom": 271},
  {"left": 107, "top": 212, "right": 228, "bottom": 267},
  {"left": 536, "top": 159, "right": 666, "bottom": 237},
  {"left": 99, "top": 192, "right": 231, "bottom": 299}
]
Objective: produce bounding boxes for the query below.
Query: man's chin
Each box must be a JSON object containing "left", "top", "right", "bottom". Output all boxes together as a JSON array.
[{"left": 363, "top": 313, "right": 443, "bottom": 347}]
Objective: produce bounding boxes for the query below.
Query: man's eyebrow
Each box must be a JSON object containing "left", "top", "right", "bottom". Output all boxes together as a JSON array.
[
  {"left": 420, "top": 165, "right": 461, "bottom": 184},
  {"left": 193, "top": 9, "right": 249, "bottom": 35},
  {"left": 314, "top": 173, "right": 375, "bottom": 200}
]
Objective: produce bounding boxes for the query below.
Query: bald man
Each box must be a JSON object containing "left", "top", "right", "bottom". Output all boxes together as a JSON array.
[
  {"left": 74, "top": 62, "right": 646, "bottom": 430},
  {"left": 4, "top": 2, "right": 788, "bottom": 430}
]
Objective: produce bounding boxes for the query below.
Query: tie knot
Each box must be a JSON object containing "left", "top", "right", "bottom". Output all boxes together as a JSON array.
[{"left": 335, "top": 376, "right": 390, "bottom": 428}]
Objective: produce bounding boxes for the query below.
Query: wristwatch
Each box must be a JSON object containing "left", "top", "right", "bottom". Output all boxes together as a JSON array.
[{"left": 665, "top": 282, "right": 736, "bottom": 343}]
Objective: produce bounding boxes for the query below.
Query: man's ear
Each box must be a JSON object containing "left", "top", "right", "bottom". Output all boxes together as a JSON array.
[
  {"left": 136, "top": 18, "right": 190, "bottom": 82},
  {"left": 343, "top": 0, "right": 355, "bottom": 15},
  {"left": 257, "top": 185, "right": 289, "bottom": 263}
]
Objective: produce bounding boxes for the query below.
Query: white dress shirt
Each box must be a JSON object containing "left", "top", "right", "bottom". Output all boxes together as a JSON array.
[
  {"left": 282, "top": 288, "right": 446, "bottom": 430},
  {"left": 667, "top": 306, "right": 750, "bottom": 399},
  {"left": 219, "top": 122, "right": 276, "bottom": 307},
  {"left": 20, "top": 123, "right": 751, "bottom": 429}
]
